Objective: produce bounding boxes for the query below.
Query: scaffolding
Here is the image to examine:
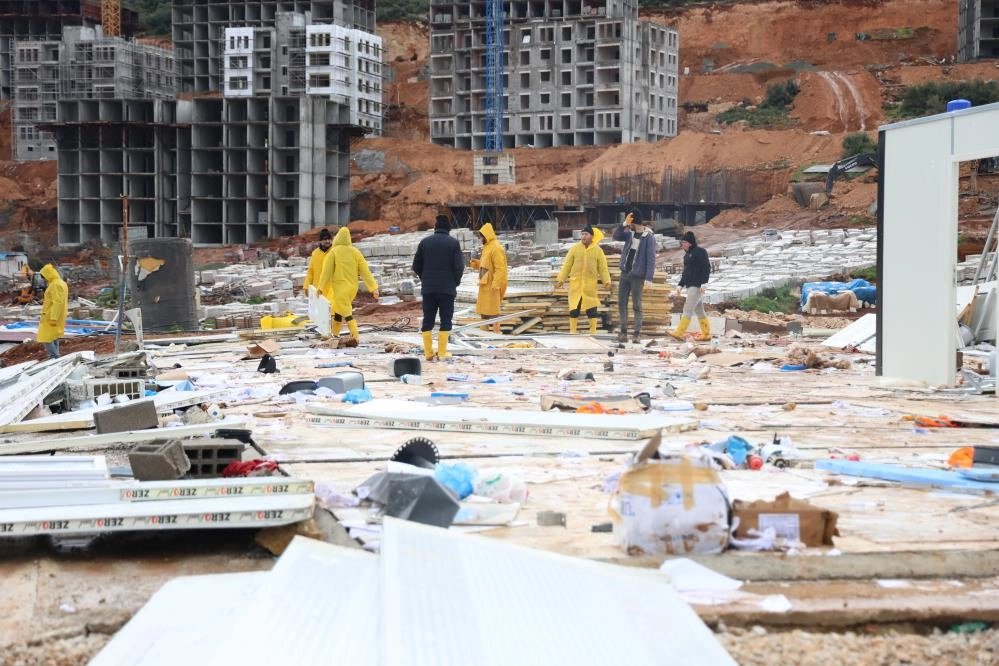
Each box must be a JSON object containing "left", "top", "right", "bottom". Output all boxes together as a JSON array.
[{"left": 12, "top": 26, "right": 174, "bottom": 161}]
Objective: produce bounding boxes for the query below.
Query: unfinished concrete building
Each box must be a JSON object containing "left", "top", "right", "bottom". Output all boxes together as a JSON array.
[
  {"left": 959, "top": 0, "right": 999, "bottom": 61},
  {"left": 13, "top": 26, "right": 175, "bottom": 161},
  {"left": 0, "top": 0, "right": 138, "bottom": 100},
  {"left": 223, "top": 18, "right": 384, "bottom": 132},
  {"left": 171, "top": 0, "right": 376, "bottom": 95},
  {"left": 428, "top": 0, "right": 678, "bottom": 149},
  {"left": 50, "top": 0, "right": 377, "bottom": 245},
  {"left": 53, "top": 95, "right": 353, "bottom": 245}
]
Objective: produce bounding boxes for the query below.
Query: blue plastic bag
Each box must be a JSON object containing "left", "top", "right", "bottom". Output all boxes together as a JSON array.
[
  {"left": 434, "top": 462, "right": 477, "bottom": 499},
  {"left": 722, "top": 435, "right": 754, "bottom": 466},
  {"left": 342, "top": 388, "right": 372, "bottom": 404}
]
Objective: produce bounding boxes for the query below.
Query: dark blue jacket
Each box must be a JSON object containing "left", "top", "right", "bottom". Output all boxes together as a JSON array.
[
  {"left": 413, "top": 229, "right": 465, "bottom": 296},
  {"left": 679, "top": 242, "right": 710, "bottom": 288},
  {"left": 613, "top": 224, "right": 656, "bottom": 282}
]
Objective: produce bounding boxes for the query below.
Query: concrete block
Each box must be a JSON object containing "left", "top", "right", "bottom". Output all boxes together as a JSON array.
[
  {"left": 128, "top": 439, "right": 191, "bottom": 480},
  {"left": 182, "top": 438, "right": 246, "bottom": 478},
  {"left": 94, "top": 399, "right": 158, "bottom": 434}
]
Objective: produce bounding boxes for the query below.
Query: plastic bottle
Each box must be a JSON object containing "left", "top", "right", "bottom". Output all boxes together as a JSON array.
[{"left": 400, "top": 374, "right": 425, "bottom": 385}]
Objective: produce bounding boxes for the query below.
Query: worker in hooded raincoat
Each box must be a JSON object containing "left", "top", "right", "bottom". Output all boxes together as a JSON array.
[
  {"left": 36, "top": 264, "right": 68, "bottom": 359},
  {"left": 303, "top": 228, "right": 333, "bottom": 296},
  {"left": 554, "top": 225, "right": 611, "bottom": 335},
  {"left": 318, "top": 227, "right": 379, "bottom": 341},
  {"left": 470, "top": 222, "right": 508, "bottom": 334}
]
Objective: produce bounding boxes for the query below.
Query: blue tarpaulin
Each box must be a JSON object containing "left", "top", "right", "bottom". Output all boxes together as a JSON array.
[{"left": 800, "top": 279, "right": 877, "bottom": 309}]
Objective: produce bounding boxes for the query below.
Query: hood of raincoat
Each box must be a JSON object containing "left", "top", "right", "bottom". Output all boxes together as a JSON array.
[
  {"left": 40, "top": 264, "right": 60, "bottom": 283},
  {"left": 333, "top": 227, "right": 353, "bottom": 247},
  {"left": 480, "top": 223, "right": 497, "bottom": 243}
]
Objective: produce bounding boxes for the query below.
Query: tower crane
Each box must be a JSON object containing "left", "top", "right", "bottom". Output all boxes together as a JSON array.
[{"left": 102, "top": 0, "right": 121, "bottom": 37}]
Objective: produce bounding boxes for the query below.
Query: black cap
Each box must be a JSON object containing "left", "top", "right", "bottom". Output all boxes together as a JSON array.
[
  {"left": 582, "top": 225, "right": 594, "bottom": 235},
  {"left": 681, "top": 231, "right": 696, "bottom": 244},
  {"left": 319, "top": 228, "right": 332, "bottom": 240},
  {"left": 435, "top": 215, "right": 451, "bottom": 231},
  {"left": 629, "top": 208, "right": 643, "bottom": 225}
]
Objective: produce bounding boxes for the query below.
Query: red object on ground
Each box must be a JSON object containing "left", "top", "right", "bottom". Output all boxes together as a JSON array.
[
  {"left": 747, "top": 455, "right": 764, "bottom": 470},
  {"left": 222, "top": 459, "right": 279, "bottom": 477}
]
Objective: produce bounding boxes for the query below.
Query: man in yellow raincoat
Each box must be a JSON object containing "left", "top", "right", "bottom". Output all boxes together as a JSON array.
[
  {"left": 554, "top": 225, "right": 611, "bottom": 334},
  {"left": 35, "top": 264, "right": 68, "bottom": 358},
  {"left": 318, "top": 227, "right": 379, "bottom": 341},
  {"left": 470, "top": 222, "right": 508, "bottom": 334},
  {"left": 303, "top": 227, "right": 333, "bottom": 295}
]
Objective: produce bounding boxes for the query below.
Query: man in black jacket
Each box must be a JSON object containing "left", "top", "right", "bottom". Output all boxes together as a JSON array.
[
  {"left": 669, "top": 230, "right": 712, "bottom": 340},
  {"left": 413, "top": 215, "right": 465, "bottom": 360}
]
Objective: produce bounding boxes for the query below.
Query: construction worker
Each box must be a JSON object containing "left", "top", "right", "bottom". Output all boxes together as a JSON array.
[
  {"left": 613, "top": 209, "right": 656, "bottom": 343},
  {"left": 318, "top": 227, "right": 379, "bottom": 341},
  {"left": 303, "top": 227, "right": 333, "bottom": 295},
  {"left": 35, "top": 264, "right": 68, "bottom": 359},
  {"left": 669, "top": 230, "right": 712, "bottom": 340},
  {"left": 470, "top": 222, "right": 508, "bottom": 334},
  {"left": 412, "top": 215, "right": 464, "bottom": 360},
  {"left": 554, "top": 225, "right": 611, "bottom": 335}
]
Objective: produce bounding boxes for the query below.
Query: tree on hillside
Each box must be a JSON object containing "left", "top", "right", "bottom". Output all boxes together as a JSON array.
[{"left": 124, "top": 0, "right": 171, "bottom": 37}]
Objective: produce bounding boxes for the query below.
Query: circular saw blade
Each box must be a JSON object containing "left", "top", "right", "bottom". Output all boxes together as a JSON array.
[{"left": 390, "top": 437, "right": 440, "bottom": 469}]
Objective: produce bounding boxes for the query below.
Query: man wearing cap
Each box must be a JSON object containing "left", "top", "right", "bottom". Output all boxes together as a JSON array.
[
  {"left": 413, "top": 215, "right": 465, "bottom": 360},
  {"left": 555, "top": 225, "right": 611, "bottom": 335},
  {"left": 613, "top": 209, "right": 656, "bottom": 343},
  {"left": 304, "top": 227, "right": 333, "bottom": 296},
  {"left": 670, "top": 230, "right": 711, "bottom": 340}
]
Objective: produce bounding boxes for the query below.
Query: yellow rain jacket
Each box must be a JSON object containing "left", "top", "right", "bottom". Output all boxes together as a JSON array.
[
  {"left": 37, "top": 264, "right": 68, "bottom": 343},
  {"left": 318, "top": 227, "right": 378, "bottom": 317},
  {"left": 303, "top": 244, "right": 331, "bottom": 296},
  {"left": 473, "top": 223, "right": 508, "bottom": 316},
  {"left": 556, "top": 227, "right": 611, "bottom": 311}
]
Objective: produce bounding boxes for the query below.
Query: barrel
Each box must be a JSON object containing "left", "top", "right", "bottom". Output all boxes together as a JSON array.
[{"left": 127, "top": 238, "right": 198, "bottom": 332}]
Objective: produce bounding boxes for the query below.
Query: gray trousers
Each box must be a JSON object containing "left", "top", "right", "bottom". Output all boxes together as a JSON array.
[
  {"left": 618, "top": 273, "right": 646, "bottom": 335},
  {"left": 43, "top": 340, "right": 60, "bottom": 359},
  {"left": 682, "top": 286, "right": 707, "bottom": 320}
]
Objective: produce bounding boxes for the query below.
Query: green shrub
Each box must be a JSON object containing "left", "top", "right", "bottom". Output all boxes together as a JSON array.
[
  {"left": 849, "top": 265, "right": 877, "bottom": 282},
  {"left": 898, "top": 80, "right": 999, "bottom": 118},
  {"left": 764, "top": 79, "right": 800, "bottom": 109},
  {"left": 841, "top": 132, "right": 877, "bottom": 158},
  {"left": 737, "top": 286, "right": 799, "bottom": 314}
]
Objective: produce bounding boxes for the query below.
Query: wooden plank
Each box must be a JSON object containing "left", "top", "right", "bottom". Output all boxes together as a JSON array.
[{"left": 510, "top": 317, "right": 543, "bottom": 335}]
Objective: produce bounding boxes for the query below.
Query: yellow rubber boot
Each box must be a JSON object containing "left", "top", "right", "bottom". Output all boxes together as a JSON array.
[
  {"left": 331, "top": 319, "right": 342, "bottom": 336},
  {"left": 588, "top": 317, "right": 599, "bottom": 335},
  {"left": 347, "top": 319, "right": 360, "bottom": 341},
  {"left": 421, "top": 331, "right": 434, "bottom": 360},
  {"left": 668, "top": 316, "right": 691, "bottom": 340},
  {"left": 568, "top": 318, "right": 578, "bottom": 334},
  {"left": 437, "top": 330, "right": 451, "bottom": 358},
  {"left": 697, "top": 318, "right": 711, "bottom": 341}
]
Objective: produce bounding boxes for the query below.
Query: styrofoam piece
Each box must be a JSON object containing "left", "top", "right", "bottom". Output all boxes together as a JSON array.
[
  {"left": 0, "top": 358, "right": 79, "bottom": 426},
  {"left": 0, "top": 388, "right": 230, "bottom": 433},
  {"left": 0, "top": 417, "right": 249, "bottom": 455},
  {"left": 91, "top": 572, "right": 268, "bottom": 666},
  {"left": 0, "top": 477, "right": 314, "bottom": 509},
  {"left": 0, "top": 493, "right": 314, "bottom": 536},
  {"left": 307, "top": 399, "right": 698, "bottom": 440},
  {"left": 209, "top": 537, "right": 379, "bottom": 664},
  {"left": 0, "top": 455, "right": 107, "bottom": 481},
  {"left": 308, "top": 285, "right": 332, "bottom": 337},
  {"left": 381, "top": 518, "right": 736, "bottom": 666},
  {"left": 821, "top": 313, "right": 877, "bottom": 349}
]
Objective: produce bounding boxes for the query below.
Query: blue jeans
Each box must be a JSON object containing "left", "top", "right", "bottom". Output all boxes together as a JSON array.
[{"left": 43, "top": 340, "right": 60, "bottom": 359}]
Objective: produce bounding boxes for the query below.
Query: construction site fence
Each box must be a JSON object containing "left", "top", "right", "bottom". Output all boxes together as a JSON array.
[{"left": 576, "top": 166, "right": 785, "bottom": 207}]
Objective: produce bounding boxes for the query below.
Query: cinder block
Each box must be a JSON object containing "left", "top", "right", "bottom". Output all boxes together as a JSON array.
[
  {"left": 94, "top": 399, "right": 158, "bottom": 434},
  {"left": 128, "top": 439, "right": 191, "bottom": 481},
  {"left": 182, "top": 438, "right": 246, "bottom": 478}
]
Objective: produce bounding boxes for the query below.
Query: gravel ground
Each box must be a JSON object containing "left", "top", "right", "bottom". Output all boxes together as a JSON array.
[
  {"left": 2, "top": 634, "right": 111, "bottom": 666},
  {"left": 3, "top": 626, "right": 997, "bottom": 665},
  {"left": 719, "top": 626, "right": 999, "bottom": 666}
]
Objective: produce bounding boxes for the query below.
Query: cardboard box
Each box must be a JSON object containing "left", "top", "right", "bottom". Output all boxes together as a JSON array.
[
  {"left": 609, "top": 432, "right": 730, "bottom": 556},
  {"left": 732, "top": 492, "right": 838, "bottom": 547}
]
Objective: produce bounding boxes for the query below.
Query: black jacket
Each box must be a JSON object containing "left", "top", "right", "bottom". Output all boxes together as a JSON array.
[
  {"left": 679, "top": 243, "right": 710, "bottom": 288},
  {"left": 413, "top": 229, "right": 465, "bottom": 296}
]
